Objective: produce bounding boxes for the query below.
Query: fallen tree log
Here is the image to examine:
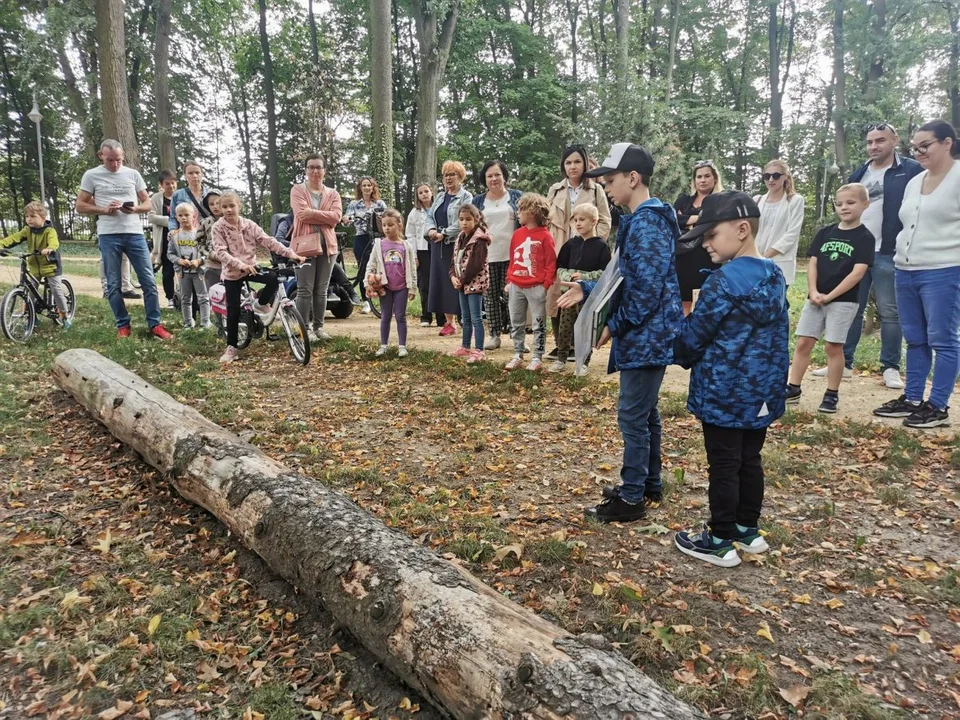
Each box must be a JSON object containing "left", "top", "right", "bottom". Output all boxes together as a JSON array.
[{"left": 53, "top": 348, "right": 705, "bottom": 720}]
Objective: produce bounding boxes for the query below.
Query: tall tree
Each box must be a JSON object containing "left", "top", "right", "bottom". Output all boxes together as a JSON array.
[
  {"left": 370, "top": 0, "right": 394, "bottom": 204},
  {"left": 257, "top": 0, "right": 281, "bottom": 213},
  {"left": 947, "top": 0, "right": 959, "bottom": 126},
  {"left": 832, "top": 0, "right": 848, "bottom": 176},
  {"left": 411, "top": 0, "right": 460, "bottom": 186},
  {"left": 766, "top": 0, "right": 796, "bottom": 158},
  {"left": 95, "top": 0, "right": 141, "bottom": 168},
  {"left": 154, "top": 0, "right": 175, "bottom": 172}
]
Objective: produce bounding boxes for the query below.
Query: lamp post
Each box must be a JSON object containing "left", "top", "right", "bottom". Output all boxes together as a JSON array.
[{"left": 27, "top": 93, "right": 45, "bottom": 207}]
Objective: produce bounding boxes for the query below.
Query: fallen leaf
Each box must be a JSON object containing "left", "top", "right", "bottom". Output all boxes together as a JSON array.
[
  {"left": 98, "top": 700, "right": 133, "bottom": 719},
  {"left": 757, "top": 622, "right": 775, "bottom": 643},
  {"left": 148, "top": 614, "right": 162, "bottom": 636},
  {"left": 60, "top": 589, "right": 91, "bottom": 611},
  {"left": 197, "top": 660, "right": 222, "bottom": 682},
  {"left": 93, "top": 529, "right": 113, "bottom": 555},
  {"left": 916, "top": 629, "right": 932, "bottom": 644},
  {"left": 791, "top": 594, "right": 811, "bottom": 605},
  {"left": 779, "top": 685, "right": 811, "bottom": 708},
  {"left": 592, "top": 582, "right": 605, "bottom": 596},
  {"left": 492, "top": 544, "right": 523, "bottom": 564}
]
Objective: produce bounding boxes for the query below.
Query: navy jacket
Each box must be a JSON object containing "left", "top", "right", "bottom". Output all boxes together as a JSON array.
[
  {"left": 674, "top": 257, "right": 789, "bottom": 429},
  {"left": 602, "top": 198, "right": 683, "bottom": 372},
  {"left": 848, "top": 153, "right": 922, "bottom": 256}
]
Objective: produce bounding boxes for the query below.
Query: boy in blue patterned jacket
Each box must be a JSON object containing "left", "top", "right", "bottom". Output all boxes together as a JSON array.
[
  {"left": 559, "top": 143, "right": 683, "bottom": 524},
  {"left": 671, "top": 191, "right": 790, "bottom": 567}
]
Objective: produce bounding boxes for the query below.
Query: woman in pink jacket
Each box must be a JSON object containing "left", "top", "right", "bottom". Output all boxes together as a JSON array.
[
  {"left": 290, "top": 154, "right": 343, "bottom": 343},
  {"left": 212, "top": 190, "right": 305, "bottom": 363}
]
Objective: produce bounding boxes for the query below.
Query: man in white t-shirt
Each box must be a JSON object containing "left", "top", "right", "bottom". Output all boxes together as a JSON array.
[
  {"left": 814, "top": 123, "right": 921, "bottom": 388},
  {"left": 76, "top": 139, "right": 171, "bottom": 339}
]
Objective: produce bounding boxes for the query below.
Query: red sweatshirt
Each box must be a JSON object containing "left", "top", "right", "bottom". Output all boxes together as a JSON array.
[{"left": 506, "top": 226, "right": 557, "bottom": 289}]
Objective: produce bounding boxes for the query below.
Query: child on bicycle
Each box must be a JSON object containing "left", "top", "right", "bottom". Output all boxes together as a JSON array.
[
  {"left": 364, "top": 208, "right": 416, "bottom": 357},
  {"left": 0, "top": 201, "right": 71, "bottom": 328},
  {"left": 449, "top": 204, "right": 491, "bottom": 363},
  {"left": 211, "top": 191, "right": 307, "bottom": 363},
  {"left": 168, "top": 204, "right": 212, "bottom": 330}
]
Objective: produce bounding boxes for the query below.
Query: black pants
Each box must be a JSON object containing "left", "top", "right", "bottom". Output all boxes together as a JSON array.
[
  {"left": 702, "top": 423, "right": 767, "bottom": 539},
  {"left": 417, "top": 249, "right": 438, "bottom": 324},
  {"left": 223, "top": 273, "right": 279, "bottom": 348},
  {"left": 159, "top": 236, "right": 176, "bottom": 300}
]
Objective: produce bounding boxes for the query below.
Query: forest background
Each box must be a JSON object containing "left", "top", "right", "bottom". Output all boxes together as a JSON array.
[{"left": 1, "top": 0, "right": 957, "bottom": 251}]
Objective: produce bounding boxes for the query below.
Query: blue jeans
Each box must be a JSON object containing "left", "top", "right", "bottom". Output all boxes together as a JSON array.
[
  {"left": 458, "top": 291, "right": 484, "bottom": 350},
  {"left": 843, "top": 253, "right": 901, "bottom": 370},
  {"left": 896, "top": 266, "right": 960, "bottom": 410},
  {"left": 618, "top": 366, "right": 665, "bottom": 503},
  {"left": 99, "top": 233, "right": 161, "bottom": 329}
]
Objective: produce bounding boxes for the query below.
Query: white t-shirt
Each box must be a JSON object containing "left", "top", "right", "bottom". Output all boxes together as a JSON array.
[
  {"left": 483, "top": 195, "right": 516, "bottom": 263},
  {"left": 80, "top": 165, "right": 147, "bottom": 235},
  {"left": 859, "top": 163, "right": 887, "bottom": 251}
]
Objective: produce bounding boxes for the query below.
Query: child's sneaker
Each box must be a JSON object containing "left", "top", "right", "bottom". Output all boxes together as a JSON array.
[
  {"left": 219, "top": 345, "right": 238, "bottom": 363},
  {"left": 62, "top": 317, "right": 73, "bottom": 329},
  {"left": 307, "top": 328, "right": 319, "bottom": 343},
  {"left": 439, "top": 323, "right": 456, "bottom": 336},
  {"left": 818, "top": 391, "right": 839, "bottom": 414},
  {"left": 252, "top": 299, "right": 273, "bottom": 315},
  {"left": 504, "top": 355, "right": 524, "bottom": 371},
  {"left": 873, "top": 394, "right": 921, "bottom": 418},
  {"left": 732, "top": 526, "right": 769, "bottom": 554},
  {"left": 398, "top": 345, "right": 409, "bottom": 358},
  {"left": 785, "top": 384, "right": 801, "bottom": 405},
  {"left": 449, "top": 346, "right": 471, "bottom": 358},
  {"left": 527, "top": 357, "right": 543, "bottom": 372},
  {"left": 150, "top": 324, "right": 173, "bottom": 340},
  {"left": 584, "top": 495, "right": 646, "bottom": 524},
  {"left": 466, "top": 350, "right": 485, "bottom": 364},
  {"left": 484, "top": 336, "right": 501, "bottom": 350},
  {"left": 574, "top": 365, "right": 589, "bottom": 377},
  {"left": 375, "top": 345, "right": 388, "bottom": 357},
  {"left": 183, "top": 321, "right": 196, "bottom": 330},
  {"left": 902, "top": 402, "right": 950, "bottom": 429},
  {"left": 547, "top": 361, "right": 566, "bottom": 373},
  {"left": 812, "top": 366, "right": 852, "bottom": 378},
  {"left": 200, "top": 321, "right": 213, "bottom": 329},
  {"left": 674, "top": 526, "right": 741, "bottom": 567},
  {"left": 117, "top": 325, "right": 132, "bottom": 338}
]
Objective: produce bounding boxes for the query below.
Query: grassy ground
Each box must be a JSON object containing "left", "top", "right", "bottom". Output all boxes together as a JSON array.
[{"left": 0, "top": 268, "right": 956, "bottom": 719}]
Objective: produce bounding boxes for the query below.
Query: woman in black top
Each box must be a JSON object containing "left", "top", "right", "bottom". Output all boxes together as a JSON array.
[{"left": 675, "top": 160, "right": 723, "bottom": 315}]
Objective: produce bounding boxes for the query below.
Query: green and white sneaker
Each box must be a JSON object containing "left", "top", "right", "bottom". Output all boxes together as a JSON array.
[
  {"left": 732, "top": 526, "right": 769, "bottom": 554},
  {"left": 674, "top": 525, "right": 741, "bottom": 567}
]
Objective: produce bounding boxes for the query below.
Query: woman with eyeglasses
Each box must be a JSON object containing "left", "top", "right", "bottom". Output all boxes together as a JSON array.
[
  {"left": 754, "top": 160, "right": 805, "bottom": 288},
  {"left": 425, "top": 161, "right": 473, "bottom": 336},
  {"left": 343, "top": 177, "right": 387, "bottom": 314},
  {"left": 872, "top": 119, "right": 960, "bottom": 429},
  {"left": 674, "top": 160, "right": 723, "bottom": 315}
]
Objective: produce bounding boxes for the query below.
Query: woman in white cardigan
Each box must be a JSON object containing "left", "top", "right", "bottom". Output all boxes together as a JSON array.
[
  {"left": 873, "top": 119, "right": 960, "bottom": 429},
  {"left": 754, "top": 159, "right": 805, "bottom": 287}
]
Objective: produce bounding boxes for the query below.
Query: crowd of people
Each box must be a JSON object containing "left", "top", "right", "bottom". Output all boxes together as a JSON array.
[{"left": 2, "top": 118, "right": 957, "bottom": 568}]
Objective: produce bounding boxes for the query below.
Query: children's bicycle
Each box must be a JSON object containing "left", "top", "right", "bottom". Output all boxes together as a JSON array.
[
  {"left": 0, "top": 251, "right": 76, "bottom": 343},
  {"left": 209, "top": 261, "right": 311, "bottom": 365}
]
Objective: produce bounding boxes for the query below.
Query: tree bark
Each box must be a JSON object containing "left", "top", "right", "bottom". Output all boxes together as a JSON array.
[
  {"left": 53, "top": 348, "right": 706, "bottom": 720},
  {"left": 257, "top": 0, "right": 281, "bottom": 215},
  {"left": 948, "top": 1, "right": 959, "bottom": 127},
  {"left": 664, "top": 0, "right": 680, "bottom": 103},
  {"left": 371, "top": 0, "right": 394, "bottom": 205},
  {"left": 95, "top": 0, "right": 141, "bottom": 169},
  {"left": 154, "top": 0, "right": 176, "bottom": 173},
  {"left": 863, "top": 0, "right": 885, "bottom": 105},
  {"left": 613, "top": 0, "right": 629, "bottom": 133},
  {"left": 832, "top": 0, "right": 848, "bottom": 177},
  {"left": 411, "top": 0, "right": 460, "bottom": 187},
  {"left": 766, "top": 0, "right": 783, "bottom": 158}
]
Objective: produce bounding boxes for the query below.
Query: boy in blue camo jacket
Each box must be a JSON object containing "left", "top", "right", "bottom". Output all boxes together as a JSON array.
[
  {"left": 672, "top": 191, "right": 790, "bottom": 567},
  {"left": 559, "top": 143, "right": 683, "bottom": 524}
]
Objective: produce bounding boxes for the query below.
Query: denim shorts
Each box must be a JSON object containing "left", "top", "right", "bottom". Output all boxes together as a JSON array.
[{"left": 795, "top": 300, "right": 859, "bottom": 344}]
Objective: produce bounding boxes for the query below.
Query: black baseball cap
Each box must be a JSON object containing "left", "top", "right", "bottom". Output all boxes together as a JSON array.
[
  {"left": 585, "top": 143, "right": 655, "bottom": 178},
  {"left": 678, "top": 190, "right": 761, "bottom": 241}
]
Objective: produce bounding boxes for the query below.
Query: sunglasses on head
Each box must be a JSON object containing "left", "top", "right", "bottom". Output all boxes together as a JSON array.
[
  {"left": 762, "top": 172, "right": 783, "bottom": 181},
  {"left": 694, "top": 159, "right": 716, "bottom": 169},
  {"left": 866, "top": 122, "right": 897, "bottom": 136}
]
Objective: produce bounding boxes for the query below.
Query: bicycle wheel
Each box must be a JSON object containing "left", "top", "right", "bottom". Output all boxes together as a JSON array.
[
  {"left": 278, "top": 304, "right": 311, "bottom": 365},
  {"left": 236, "top": 312, "right": 253, "bottom": 350},
  {"left": 0, "top": 288, "right": 36, "bottom": 342},
  {"left": 61, "top": 279, "right": 76, "bottom": 321},
  {"left": 368, "top": 293, "right": 381, "bottom": 319}
]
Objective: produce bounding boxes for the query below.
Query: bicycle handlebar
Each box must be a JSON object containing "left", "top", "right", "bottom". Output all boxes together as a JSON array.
[{"left": 0, "top": 250, "right": 56, "bottom": 260}]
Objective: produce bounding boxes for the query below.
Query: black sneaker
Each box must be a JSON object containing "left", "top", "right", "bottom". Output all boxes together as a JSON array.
[
  {"left": 818, "top": 392, "right": 838, "bottom": 414},
  {"left": 601, "top": 484, "right": 621, "bottom": 499},
  {"left": 584, "top": 496, "right": 647, "bottom": 524},
  {"left": 546, "top": 347, "right": 559, "bottom": 359},
  {"left": 873, "top": 394, "right": 921, "bottom": 418},
  {"left": 121, "top": 290, "right": 142, "bottom": 299},
  {"left": 600, "top": 486, "right": 662, "bottom": 507},
  {"left": 785, "top": 384, "right": 801, "bottom": 405},
  {"left": 903, "top": 402, "right": 950, "bottom": 429}
]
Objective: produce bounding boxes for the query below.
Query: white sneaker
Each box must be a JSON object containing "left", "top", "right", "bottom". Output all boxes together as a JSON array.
[
  {"left": 811, "top": 366, "right": 852, "bottom": 378},
  {"left": 398, "top": 346, "right": 408, "bottom": 358},
  {"left": 527, "top": 357, "right": 543, "bottom": 372},
  {"left": 362, "top": 301, "right": 372, "bottom": 314},
  {"left": 307, "top": 329, "right": 319, "bottom": 343},
  {"left": 252, "top": 299, "right": 273, "bottom": 315},
  {"left": 574, "top": 365, "right": 589, "bottom": 377},
  {"left": 166, "top": 299, "right": 176, "bottom": 309},
  {"left": 315, "top": 328, "right": 332, "bottom": 342},
  {"left": 882, "top": 368, "right": 905, "bottom": 389},
  {"left": 547, "top": 361, "right": 566, "bottom": 373},
  {"left": 419, "top": 321, "right": 431, "bottom": 327},
  {"left": 484, "top": 336, "right": 501, "bottom": 351},
  {"left": 219, "top": 346, "right": 238, "bottom": 363},
  {"left": 200, "top": 322, "right": 213, "bottom": 329},
  {"left": 375, "top": 344, "right": 388, "bottom": 356},
  {"left": 183, "top": 321, "right": 195, "bottom": 330}
]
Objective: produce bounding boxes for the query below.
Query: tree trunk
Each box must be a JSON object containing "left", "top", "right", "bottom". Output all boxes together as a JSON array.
[
  {"left": 257, "top": 0, "right": 281, "bottom": 214},
  {"left": 766, "top": 0, "right": 783, "bottom": 159},
  {"left": 863, "top": 0, "right": 885, "bottom": 105},
  {"left": 308, "top": 0, "right": 320, "bottom": 66},
  {"left": 412, "top": 0, "right": 460, "bottom": 187},
  {"left": 949, "top": 1, "right": 959, "bottom": 127},
  {"left": 613, "top": 0, "right": 629, "bottom": 132},
  {"left": 128, "top": 0, "right": 153, "bottom": 128},
  {"left": 154, "top": 0, "right": 176, "bottom": 172},
  {"left": 664, "top": 0, "right": 680, "bottom": 103},
  {"left": 371, "top": 0, "right": 394, "bottom": 205},
  {"left": 832, "top": 0, "right": 848, "bottom": 177},
  {"left": 564, "top": 0, "right": 579, "bottom": 124},
  {"left": 95, "top": 0, "right": 141, "bottom": 169},
  {"left": 53, "top": 348, "right": 707, "bottom": 720}
]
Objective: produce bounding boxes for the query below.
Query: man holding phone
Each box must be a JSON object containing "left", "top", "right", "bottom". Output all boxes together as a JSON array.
[{"left": 76, "top": 139, "right": 171, "bottom": 339}]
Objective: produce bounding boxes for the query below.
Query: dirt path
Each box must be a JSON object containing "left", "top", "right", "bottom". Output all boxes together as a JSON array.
[{"left": 61, "top": 268, "right": 958, "bottom": 429}]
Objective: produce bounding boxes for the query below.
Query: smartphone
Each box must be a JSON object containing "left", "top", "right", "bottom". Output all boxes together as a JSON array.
[{"left": 122, "top": 201, "right": 134, "bottom": 209}]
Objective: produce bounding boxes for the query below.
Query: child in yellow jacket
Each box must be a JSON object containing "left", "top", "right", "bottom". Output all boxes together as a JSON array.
[{"left": 0, "top": 201, "right": 71, "bottom": 328}]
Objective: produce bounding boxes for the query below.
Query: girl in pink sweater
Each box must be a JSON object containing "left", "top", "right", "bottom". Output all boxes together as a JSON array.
[{"left": 211, "top": 191, "right": 305, "bottom": 363}]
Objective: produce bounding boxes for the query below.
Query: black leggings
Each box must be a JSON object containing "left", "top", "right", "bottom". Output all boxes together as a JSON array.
[
  {"left": 223, "top": 273, "right": 279, "bottom": 347},
  {"left": 159, "top": 235, "right": 176, "bottom": 300}
]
